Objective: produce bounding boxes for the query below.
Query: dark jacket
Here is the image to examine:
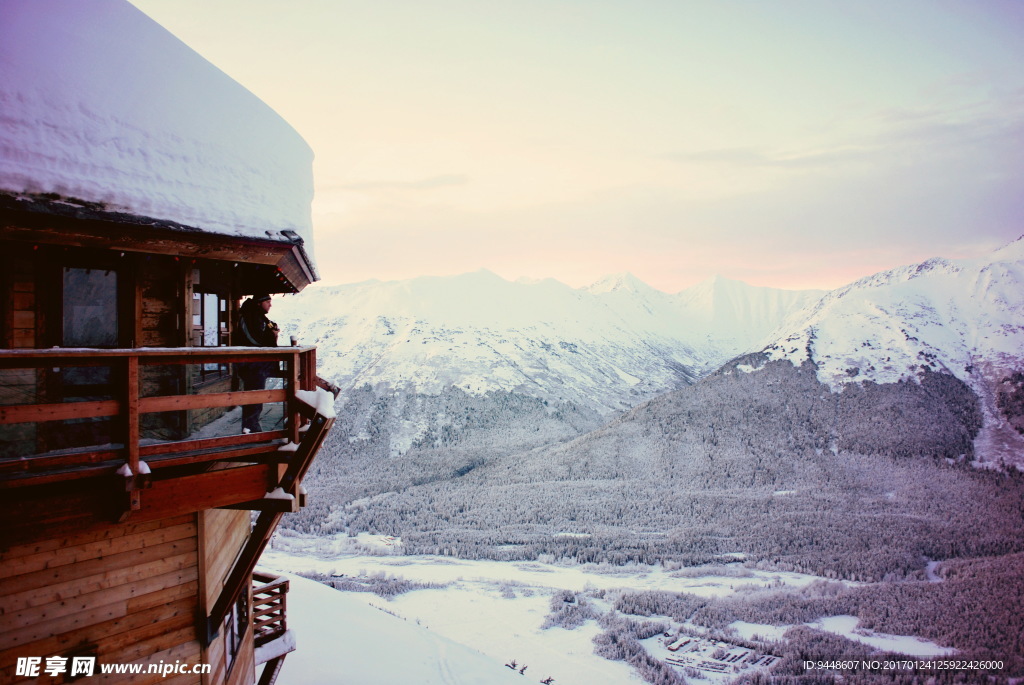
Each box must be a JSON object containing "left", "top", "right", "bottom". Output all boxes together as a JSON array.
[{"left": 237, "top": 299, "right": 278, "bottom": 348}]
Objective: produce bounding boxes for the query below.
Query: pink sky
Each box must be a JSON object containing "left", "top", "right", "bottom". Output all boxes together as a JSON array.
[{"left": 128, "top": 0, "right": 1024, "bottom": 292}]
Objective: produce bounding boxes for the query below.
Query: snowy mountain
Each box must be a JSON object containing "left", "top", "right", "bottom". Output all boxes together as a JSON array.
[
  {"left": 757, "top": 235, "right": 1024, "bottom": 465},
  {"left": 274, "top": 240, "right": 1024, "bottom": 465},
  {"left": 672, "top": 274, "right": 826, "bottom": 365},
  {"left": 273, "top": 269, "right": 818, "bottom": 414}
]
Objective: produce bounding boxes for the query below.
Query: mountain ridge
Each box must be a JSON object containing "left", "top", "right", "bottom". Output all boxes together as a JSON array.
[
  {"left": 276, "top": 240, "right": 1024, "bottom": 464},
  {"left": 274, "top": 270, "right": 823, "bottom": 410},
  {"left": 757, "top": 235, "right": 1024, "bottom": 465}
]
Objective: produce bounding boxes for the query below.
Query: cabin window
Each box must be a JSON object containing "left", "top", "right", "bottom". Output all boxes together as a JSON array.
[
  {"left": 63, "top": 267, "right": 118, "bottom": 347},
  {"left": 54, "top": 267, "right": 119, "bottom": 451},
  {"left": 192, "top": 291, "right": 229, "bottom": 381},
  {"left": 223, "top": 591, "right": 249, "bottom": 675}
]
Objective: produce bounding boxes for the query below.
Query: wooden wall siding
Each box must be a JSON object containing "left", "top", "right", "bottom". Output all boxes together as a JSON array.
[
  {"left": 198, "top": 509, "right": 251, "bottom": 612},
  {"left": 202, "top": 509, "right": 245, "bottom": 681},
  {"left": 8, "top": 246, "right": 36, "bottom": 349},
  {"left": 205, "top": 629, "right": 226, "bottom": 685},
  {"left": 198, "top": 509, "right": 253, "bottom": 685},
  {"left": 226, "top": 621, "right": 255, "bottom": 685},
  {"left": 203, "top": 586, "right": 255, "bottom": 685},
  {"left": 140, "top": 257, "right": 181, "bottom": 348},
  {"left": 1, "top": 247, "right": 40, "bottom": 456},
  {"left": 0, "top": 515, "right": 203, "bottom": 684}
]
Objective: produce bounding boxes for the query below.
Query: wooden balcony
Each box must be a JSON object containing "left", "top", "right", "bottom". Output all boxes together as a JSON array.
[
  {"left": 252, "top": 571, "right": 290, "bottom": 648},
  {"left": 0, "top": 346, "right": 332, "bottom": 546}
]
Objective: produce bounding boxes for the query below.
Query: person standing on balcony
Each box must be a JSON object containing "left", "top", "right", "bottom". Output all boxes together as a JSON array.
[{"left": 236, "top": 294, "right": 279, "bottom": 433}]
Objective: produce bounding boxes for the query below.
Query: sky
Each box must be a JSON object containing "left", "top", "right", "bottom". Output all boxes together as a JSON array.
[{"left": 126, "top": 0, "right": 1024, "bottom": 292}]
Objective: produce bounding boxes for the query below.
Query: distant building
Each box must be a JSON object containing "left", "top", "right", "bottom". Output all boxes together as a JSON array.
[{"left": 1, "top": 2, "right": 334, "bottom": 683}]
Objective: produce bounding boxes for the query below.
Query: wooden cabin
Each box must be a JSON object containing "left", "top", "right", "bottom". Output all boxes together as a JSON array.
[{"left": 0, "top": 2, "right": 335, "bottom": 683}]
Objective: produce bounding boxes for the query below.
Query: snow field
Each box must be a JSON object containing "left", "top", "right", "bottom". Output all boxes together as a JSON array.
[
  {"left": 275, "top": 572, "right": 519, "bottom": 685},
  {"left": 262, "top": 537, "right": 956, "bottom": 684},
  {"left": 727, "top": 616, "right": 955, "bottom": 657}
]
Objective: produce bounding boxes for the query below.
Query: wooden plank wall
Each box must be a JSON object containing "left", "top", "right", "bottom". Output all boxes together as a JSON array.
[
  {"left": 139, "top": 257, "right": 180, "bottom": 348},
  {"left": 0, "top": 514, "right": 204, "bottom": 684},
  {"left": 198, "top": 508, "right": 254, "bottom": 685},
  {"left": 1, "top": 246, "right": 39, "bottom": 457},
  {"left": 6, "top": 245, "right": 37, "bottom": 349},
  {"left": 226, "top": 625, "right": 255, "bottom": 685}
]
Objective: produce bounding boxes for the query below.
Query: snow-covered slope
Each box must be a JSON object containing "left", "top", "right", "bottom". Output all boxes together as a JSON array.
[
  {"left": 0, "top": 0, "right": 314, "bottom": 249},
  {"left": 276, "top": 572, "right": 520, "bottom": 685},
  {"left": 759, "top": 235, "right": 1024, "bottom": 464},
  {"left": 273, "top": 270, "right": 817, "bottom": 414}
]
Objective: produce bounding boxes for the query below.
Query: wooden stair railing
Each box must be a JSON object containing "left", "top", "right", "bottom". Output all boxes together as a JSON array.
[{"left": 252, "top": 572, "right": 289, "bottom": 647}]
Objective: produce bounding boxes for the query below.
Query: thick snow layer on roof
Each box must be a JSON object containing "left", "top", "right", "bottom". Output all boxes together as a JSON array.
[{"left": 0, "top": 0, "right": 315, "bottom": 256}]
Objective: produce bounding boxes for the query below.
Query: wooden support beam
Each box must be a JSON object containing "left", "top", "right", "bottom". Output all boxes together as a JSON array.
[
  {"left": 205, "top": 510, "right": 283, "bottom": 645},
  {"left": 218, "top": 496, "right": 298, "bottom": 513},
  {"left": 136, "top": 465, "right": 275, "bottom": 523},
  {"left": 205, "top": 410, "right": 334, "bottom": 645},
  {"left": 279, "top": 414, "right": 333, "bottom": 496},
  {"left": 257, "top": 655, "right": 287, "bottom": 685},
  {"left": 0, "top": 463, "right": 276, "bottom": 546}
]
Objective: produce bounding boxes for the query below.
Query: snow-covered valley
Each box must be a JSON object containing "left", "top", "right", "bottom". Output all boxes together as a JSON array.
[
  {"left": 268, "top": 240, "right": 1024, "bottom": 683},
  {"left": 262, "top": 535, "right": 966, "bottom": 685}
]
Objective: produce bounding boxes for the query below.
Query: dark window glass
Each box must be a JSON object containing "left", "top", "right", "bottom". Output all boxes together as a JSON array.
[{"left": 63, "top": 267, "right": 118, "bottom": 348}]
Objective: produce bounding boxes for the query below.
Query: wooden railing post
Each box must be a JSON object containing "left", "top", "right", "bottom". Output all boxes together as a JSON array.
[
  {"left": 288, "top": 351, "right": 300, "bottom": 445},
  {"left": 125, "top": 354, "right": 141, "bottom": 511},
  {"left": 304, "top": 348, "right": 316, "bottom": 392}
]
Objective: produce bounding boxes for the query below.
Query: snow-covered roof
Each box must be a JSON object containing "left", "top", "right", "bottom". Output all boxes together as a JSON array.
[{"left": 0, "top": 0, "right": 316, "bottom": 267}]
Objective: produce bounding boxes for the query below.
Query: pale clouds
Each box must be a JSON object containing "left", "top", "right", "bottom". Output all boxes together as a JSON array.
[{"left": 125, "top": 0, "right": 1024, "bottom": 291}]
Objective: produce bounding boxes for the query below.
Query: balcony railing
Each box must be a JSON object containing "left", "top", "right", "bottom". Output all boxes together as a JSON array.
[
  {"left": 252, "top": 571, "right": 290, "bottom": 647},
  {"left": 0, "top": 346, "right": 319, "bottom": 487}
]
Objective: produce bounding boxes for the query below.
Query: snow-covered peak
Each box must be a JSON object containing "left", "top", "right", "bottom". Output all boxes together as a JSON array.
[
  {"left": 758, "top": 240, "right": 1024, "bottom": 465},
  {"left": 585, "top": 272, "right": 655, "bottom": 295},
  {"left": 984, "top": 234, "right": 1024, "bottom": 259},
  {"left": 0, "top": 0, "right": 315, "bottom": 254},
  {"left": 672, "top": 276, "right": 826, "bottom": 363},
  {"left": 274, "top": 269, "right": 822, "bottom": 414},
  {"left": 681, "top": 273, "right": 742, "bottom": 292}
]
